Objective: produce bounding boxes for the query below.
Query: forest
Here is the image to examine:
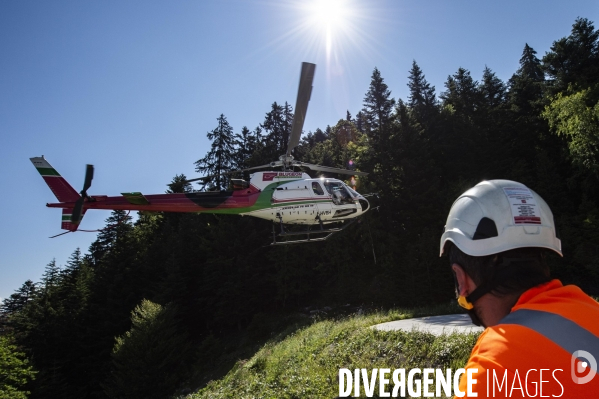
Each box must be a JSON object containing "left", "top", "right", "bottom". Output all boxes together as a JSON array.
[{"left": 1, "top": 17, "right": 599, "bottom": 399}]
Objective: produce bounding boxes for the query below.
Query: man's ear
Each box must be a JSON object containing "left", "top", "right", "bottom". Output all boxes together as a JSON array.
[{"left": 452, "top": 263, "right": 474, "bottom": 297}]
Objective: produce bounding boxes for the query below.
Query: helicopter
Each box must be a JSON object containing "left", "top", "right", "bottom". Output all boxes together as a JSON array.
[{"left": 31, "top": 62, "right": 372, "bottom": 244}]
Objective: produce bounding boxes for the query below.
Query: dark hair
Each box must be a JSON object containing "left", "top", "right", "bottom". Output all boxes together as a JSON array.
[{"left": 448, "top": 243, "right": 551, "bottom": 298}]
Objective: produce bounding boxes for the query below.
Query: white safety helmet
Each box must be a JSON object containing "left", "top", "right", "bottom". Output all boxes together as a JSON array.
[{"left": 440, "top": 180, "right": 562, "bottom": 257}]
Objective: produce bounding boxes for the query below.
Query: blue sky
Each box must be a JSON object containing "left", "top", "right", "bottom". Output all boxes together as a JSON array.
[{"left": 1, "top": 0, "right": 598, "bottom": 300}]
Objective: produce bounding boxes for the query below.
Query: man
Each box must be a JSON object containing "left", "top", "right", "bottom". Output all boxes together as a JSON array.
[{"left": 440, "top": 180, "right": 599, "bottom": 397}]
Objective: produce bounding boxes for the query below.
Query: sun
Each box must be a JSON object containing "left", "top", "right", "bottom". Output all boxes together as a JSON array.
[
  {"left": 309, "top": 0, "right": 347, "bottom": 27},
  {"left": 305, "top": 0, "right": 354, "bottom": 58},
  {"left": 263, "top": 0, "right": 377, "bottom": 72}
]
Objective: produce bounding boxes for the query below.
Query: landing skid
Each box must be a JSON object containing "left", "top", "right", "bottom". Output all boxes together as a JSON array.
[{"left": 270, "top": 215, "right": 357, "bottom": 245}]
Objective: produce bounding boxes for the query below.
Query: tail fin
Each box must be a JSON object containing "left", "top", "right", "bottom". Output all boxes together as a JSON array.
[
  {"left": 31, "top": 156, "right": 84, "bottom": 231},
  {"left": 30, "top": 156, "right": 80, "bottom": 202},
  {"left": 61, "top": 208, "right": 86, "bottom": 232}
]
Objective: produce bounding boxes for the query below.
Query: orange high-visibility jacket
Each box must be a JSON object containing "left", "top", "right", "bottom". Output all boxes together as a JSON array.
[{"left": 457, "top": 280, "right": 599, "bottom": 398}]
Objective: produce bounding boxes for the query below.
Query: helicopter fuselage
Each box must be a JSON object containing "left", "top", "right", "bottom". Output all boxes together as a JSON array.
[{"left": 44, "top": 171, "right": 370, "bottom": 227}]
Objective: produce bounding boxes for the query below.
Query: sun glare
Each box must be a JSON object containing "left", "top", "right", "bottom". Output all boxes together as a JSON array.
[
  {"left": 261, "top": 0, "right": 380, "bottom": 92},
  {"left": 263, "top": 0, "right": 378, "bottom": 67},
  {"left": 310, "top": 0, "right": 346, "bottom": 26},
  {"left": 306, "top": 0, "right": 353, "bottom": 59}
]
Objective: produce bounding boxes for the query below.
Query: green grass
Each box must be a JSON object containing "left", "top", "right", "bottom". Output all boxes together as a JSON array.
[{"left": 183, "top": 303, "right": 480, "bottom": 399}]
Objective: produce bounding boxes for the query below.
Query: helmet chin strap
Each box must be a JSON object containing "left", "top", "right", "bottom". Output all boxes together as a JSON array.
[
  {"left": 455, "top": 258, "right": 532, "bottom": 326},
  {"left": 465, "top": 280, "right": 496, "bottom": 305}
]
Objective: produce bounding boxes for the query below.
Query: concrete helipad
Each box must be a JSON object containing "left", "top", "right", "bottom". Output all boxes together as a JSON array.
[{"left": 372, "top": 314, "right": 484, "bottom": 336}]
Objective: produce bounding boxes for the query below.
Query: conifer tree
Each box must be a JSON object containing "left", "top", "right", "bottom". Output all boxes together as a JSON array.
[
  {"left": 61, "top": 249, "right": 81, "bottom": 278},
  {"left": 480, "top": 66, "right": 506, "bottom": 110},
  {"left": 440, "top": 67, "right": 480, "bottom": 116},
  {"left": 354, "top": 111, "right": 364, "bottom": 132},
  {"left": 0, "top": 280, "right": 37, "bottom": 318},
  {"left": 506, "top": 43, "right": 552, "bottom": 182},
  {"left": 543, "top": 17, "right": 599, "bottom": 94},
  {"left": 88, "top": 211, "right": 134, "bottom": 265},
  {"left": 508, "top": 44, "right": 545, "bottom": 115},
  {"left": 407, "top": 60, "right": 437, "bottom": 121},
  {"left": 233, "top": 126, "right": 256, "bottom": 170},
  {"left": 59, "top": 248, "right": 93, "bottom": 316},
  {"left": 362, "top": 68, "right": 395, "bottom": 185},
  {"left": 194, "top": 114, "right": 236, "bottom": 191},
  {"left": 40, "top": 260, "right": 61, "bottom": 292},
  {"left": 518, "top": 43, "right": 544, "bottom": 81},
  {"left": 166, "top": 174, "right": 193, "bottom": 194},
  {"left": 362, "top": 67, "right": 395, "bottom": 135},
  {"left": 261, "top": 102, "right": 294, "bottom": 160}
]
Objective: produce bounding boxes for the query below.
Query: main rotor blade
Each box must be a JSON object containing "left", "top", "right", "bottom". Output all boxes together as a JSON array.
[
  {"left": 295, "top": 162, "right": 368, "bottom": 176},
  {"left": 182, "top": 164, "right": 275, "bottom": 184},
  {"left": 82, "top": 164, "right": 94, "bottom": 194},
  {"left": 287, "top": 62, "right": 316, "bottom": 157}
]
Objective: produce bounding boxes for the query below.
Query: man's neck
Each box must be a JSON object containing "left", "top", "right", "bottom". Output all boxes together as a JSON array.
[{"left": 476, "top": 292, "right": 522, "bottom": 327}]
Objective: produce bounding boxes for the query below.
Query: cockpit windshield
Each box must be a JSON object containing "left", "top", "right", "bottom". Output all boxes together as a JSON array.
[
  {"left": 345, "top": 185, "right": 360, "bottom": 198},
  {"left": 324, "top": 180, "right": 353, "bottom": 205}
]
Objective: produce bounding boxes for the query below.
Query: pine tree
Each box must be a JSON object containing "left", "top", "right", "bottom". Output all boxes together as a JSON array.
[
  {"left": 40, "top": 260, "right": 61, "bottom": 292},
  {"left": 261, "top": 102, "right": 294, "bottom": 159},
  {"left": 407, "top": 60, "right": 437, "bottom": 121},
  {"left": 362, "top": 67, "right": 395, "bottom": 135},
  {"left": 0, "top": 280, "right": 37, "bottom": 318},
  {"left": 88, "top": 211, "right": 134, "bottom": 265},
  {"left": 59, "top": 248, "right": 92, "bottom": 315},
  {"left": 480, "top": 66, "right": 506, "bottom": 110},
  {"left": 518, "top": 43, "right": 544, "bottom": 81},
  {"left": 439, "top": 67, "right": 490, "bottom": 182},
  {"left": 440, "top": 67, "right": 480, "bottom": 116},
  {"left": 166, "top": 174, "right": 193, "bottom": 194},
  {"left": 194, "top": 114, "right": 236, "bottom": 191},
  {"left": 61, "top": 249, "right": 82, "bottom": 279},
  {"left": 233, "top": 126, "right": 256, "bottom": 170},
  {"left": 543, "top": 17, "right": 599, "bottom": 94},
  {"left": 508, "top": 44, "right": 545, "bottom": 115},
  {"left": 354, "top": 111, "right": 364, "bottom": 133}
]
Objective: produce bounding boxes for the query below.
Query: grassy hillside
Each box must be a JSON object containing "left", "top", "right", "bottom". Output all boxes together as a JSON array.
[{"left": 185, "top": 304, "right": 479, "bottom": 399}]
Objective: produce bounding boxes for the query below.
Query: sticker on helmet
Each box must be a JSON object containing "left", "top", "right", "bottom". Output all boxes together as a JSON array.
[{"left": 503, "top": 187, "right": 541, "bottom": 225}]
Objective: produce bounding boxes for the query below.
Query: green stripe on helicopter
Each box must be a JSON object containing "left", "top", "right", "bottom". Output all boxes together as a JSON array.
[{"left": 36, "top": 167, "right": 61, "bottom": 176}]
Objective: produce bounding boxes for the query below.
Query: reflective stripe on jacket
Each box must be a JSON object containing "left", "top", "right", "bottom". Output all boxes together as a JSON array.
[{"left": 457, "top": 279, "right": 599, "bottom": 398}]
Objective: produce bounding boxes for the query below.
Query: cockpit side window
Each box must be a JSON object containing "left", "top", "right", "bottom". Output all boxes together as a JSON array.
[{"left": 312, "top": 182, "right": 324, "bottom": 195}]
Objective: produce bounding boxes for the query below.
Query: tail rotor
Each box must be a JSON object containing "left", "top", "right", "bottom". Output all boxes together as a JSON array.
[{"left": 71, "top": 164, "right": 94, "bottom": 223}]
